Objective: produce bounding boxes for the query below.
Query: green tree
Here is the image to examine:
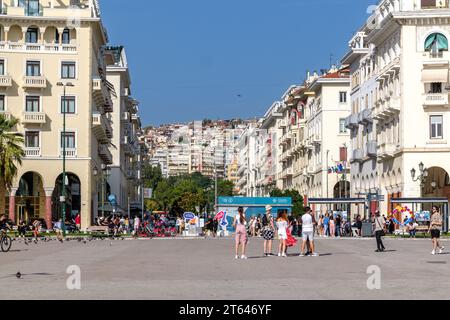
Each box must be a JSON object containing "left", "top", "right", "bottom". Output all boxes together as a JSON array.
[
  {"left": 0, "top": 116, "right": 24, "bottom": 192},
  {"left": 142, "top": 163, "right": 163, "bottom": 190},
  {"left": 270, "top": 188, "right": 305, "bottom": 217}
]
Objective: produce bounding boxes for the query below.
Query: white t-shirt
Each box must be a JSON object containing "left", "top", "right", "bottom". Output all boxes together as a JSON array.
[
  {"left": 235, "top": 214, "right": 247, "bottom": 226},
  {"left": 302, "top": 213, "right": 314, "bottom": 232}
]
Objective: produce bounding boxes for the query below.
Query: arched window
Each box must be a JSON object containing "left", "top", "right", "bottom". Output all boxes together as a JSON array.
[{"left": 425, "top": 33, "right": 448, "bottom": 53}]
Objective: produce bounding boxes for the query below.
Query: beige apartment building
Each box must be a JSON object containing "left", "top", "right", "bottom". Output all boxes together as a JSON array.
[
  {"left": 0, "top": 0, "right": 117, "bottom": 230},
  {"left": 343, "top": 0, "right": 450, "bottom": 217}
]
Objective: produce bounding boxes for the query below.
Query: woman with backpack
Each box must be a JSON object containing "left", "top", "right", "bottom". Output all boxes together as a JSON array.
[{"left": 261, "top": 205, "right": 275, "bottom": 257}]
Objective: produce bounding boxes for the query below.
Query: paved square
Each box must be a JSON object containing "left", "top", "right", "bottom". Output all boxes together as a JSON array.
[{"left": 1, "top": 237, "right": 450, "bottom": 300}]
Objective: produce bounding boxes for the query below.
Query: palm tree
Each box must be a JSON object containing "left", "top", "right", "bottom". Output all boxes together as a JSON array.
[{"left": 0, "top": 115, "right": 24, "bottom": 192}]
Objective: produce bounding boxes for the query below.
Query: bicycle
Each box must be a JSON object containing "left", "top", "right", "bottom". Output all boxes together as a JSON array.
[{"left": 0, "top": 229, "right": 12, "bottom": 252}]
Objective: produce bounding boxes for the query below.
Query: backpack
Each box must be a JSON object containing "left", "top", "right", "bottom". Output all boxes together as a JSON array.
[{"left": 262, "top": 214, "right": 269, "bottom": 226}]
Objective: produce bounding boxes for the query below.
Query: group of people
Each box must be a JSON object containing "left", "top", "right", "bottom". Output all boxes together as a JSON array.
[
  {"left": 232, "top": 205, "right": 447, "bottom": 258},
  {"left": 233, "top": 205, "right": 319, "bottom": 259}
]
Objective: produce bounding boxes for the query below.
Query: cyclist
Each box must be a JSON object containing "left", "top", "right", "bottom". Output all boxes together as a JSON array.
[{"left": 0, "top": 215, "right": 11, "bottom": 233}]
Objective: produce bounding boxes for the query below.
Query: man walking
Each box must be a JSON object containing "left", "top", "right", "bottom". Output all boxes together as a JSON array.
[
  {"left": 429, "top": 206, "right": 445, "bottom": 255},
  {"left": 299, "top": 207, "right": 318, "bottom": 257},
  {"left": 373, "top": 211, "right": 386, "bottom": 252}
]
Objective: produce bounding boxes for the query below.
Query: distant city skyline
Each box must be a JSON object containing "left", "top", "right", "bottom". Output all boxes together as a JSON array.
[{"left": 102, "top": 0, "right": 375, "bottom": 126}]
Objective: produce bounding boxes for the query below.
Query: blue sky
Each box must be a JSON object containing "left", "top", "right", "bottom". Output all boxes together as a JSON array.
[{"left": 102, "top": 0, "right": 375, "bottom": 126}]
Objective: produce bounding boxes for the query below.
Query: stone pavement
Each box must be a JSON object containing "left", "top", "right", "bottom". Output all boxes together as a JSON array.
[{"left": 1, "top": 237, "right": 450, "bottom": 300}]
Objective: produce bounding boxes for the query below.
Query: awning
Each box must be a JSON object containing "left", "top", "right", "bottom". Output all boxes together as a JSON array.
[{"left": 422, "top": 68, "right": 449, "bottom": 83}]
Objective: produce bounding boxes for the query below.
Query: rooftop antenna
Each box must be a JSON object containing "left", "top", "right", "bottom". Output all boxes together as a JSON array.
[{"left": 329, "top": 54, "right": 334, "bottom": 69}]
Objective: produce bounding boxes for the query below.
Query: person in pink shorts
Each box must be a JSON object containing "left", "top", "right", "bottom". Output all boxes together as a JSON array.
[{"left": 233, "top": 207, "right": 248, "bottom": 259}]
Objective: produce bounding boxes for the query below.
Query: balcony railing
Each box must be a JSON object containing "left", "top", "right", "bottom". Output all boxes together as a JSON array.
[
  {"left": 377, "top": 143, "right": 397, "bottom": 160},
  {"left": 92, "top": 78, "right": 113, "bottom": 112},
  {"left": 345, "top": 114, "right": 359, "bottom": 129},
  {"left": 25, "top": 147, "right": 41, "bottom": 157},
  {"left": 22, "top": 112, "right": 46, "bottom": 124},
  {"left": 60, "top": 148, "right": 77, "bottom": 158},
  {"left": 423, "top": 93, "right": 449, "bottom": 107},
  {"left": 366, "top": 140, "right": 377, "bottom": 157},
  {"left": 98, "top": 144, "right": 113, "bottom": 164},
  {"left": 0, "top": 111, "right": 11, "bottom": 120},
  {"left": 23, "top": 76, "right": 46, "bottom": 89},
  {"left": 0, "top": 75, "right": 12, "bottom": 87},
  {"left": 0, "top": 42, "right": 77, "bottom": 53},
  {"left": 352, "top": 148, "right": 364, "bottom": 162}
]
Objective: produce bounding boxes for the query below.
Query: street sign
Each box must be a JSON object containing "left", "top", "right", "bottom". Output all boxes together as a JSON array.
[{"left": 143, "top": 188, "right": 153, "bottom": 199}]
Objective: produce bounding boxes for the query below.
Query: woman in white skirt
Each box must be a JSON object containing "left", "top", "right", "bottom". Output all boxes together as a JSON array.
[{"left": 276, "top": 211, "right": 288, "bottom": 257}]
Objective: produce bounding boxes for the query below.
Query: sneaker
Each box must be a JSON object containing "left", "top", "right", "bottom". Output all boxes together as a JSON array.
[
  {"left": 281, "top": 253, "right": 287, "bottom": 257},
  {"left": 278, "top": 253, "right": 281, "bottom": 257},
  {"left": 439, "top": 246, "right": 445, "bottom": 254},
  {"left": 235, "top": 255, "right": 239, "bottom": 259},
  {"left": 431, "top": 250, "right": 436, "bottom": 255},
  {"left": 241, "top": 255, "right": 248, "bottom": 260},
  {"left": 311, "top": 252, "right": 319, "bottom": 257},
  {"left": 299, "top": 253, "right": 305, "bottom": 257}
]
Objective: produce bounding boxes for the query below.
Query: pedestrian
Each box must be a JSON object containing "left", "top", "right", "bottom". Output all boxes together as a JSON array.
[
  {"left": 335, "top": 214, "right": 342, "bottom": 237},
  {"left": 124, "top": 217, "right": 130, "bottom": 234},
  {"left": 373, "top": 211, "right": 386, "bottom": 252},
  {"left": 388, "top": 217, "right": 395, "bottom": 234},
  {"left": 323, "top": 213, "right": 330, "bottom": 237},
  {"left": 32, "top": 219, "right": 41, "bottom": 239},
  {"left": 75, "top": 213, "right": 81, "bottom": 231},
  {"left": 233, "top": 207, "right": 248, "bottom": 259},
  {"left": 17, "top": 219, "right": 27, "bottom": 238},
  {"left": 356, "top": 215, "right": 363, "bottom": 236},
  {"left": 299, "top": 207, "right": 318, "bottom": 257},
  {"left": 133, "top": 216, "right": 141, "bottom": 237},
  {"left": 261, "top": 205, "right": 275, "bottom": 257},
  {"left": 250, "top": 217, "right": 257, "bottom": 237},
  {"left": 276, "top": 211, "right": 288, "bottom": 257},
  {"left": 329, "top": 215, "right": 335, "bottom": 238},
  {"left": 429, "top": 206, "right": 445, "bottom": 255}
]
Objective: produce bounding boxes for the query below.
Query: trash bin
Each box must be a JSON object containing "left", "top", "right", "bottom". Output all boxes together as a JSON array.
[{"left": 361, "top": 221, "right": 373, "bottom": 237}]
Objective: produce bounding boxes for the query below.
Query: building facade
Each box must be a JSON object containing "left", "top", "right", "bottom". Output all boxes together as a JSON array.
[
  {"left": 343, "top": 0, "right": 450, "bottom": 216},
  {"left": 0, "top": 0, "right": 141, "bottom": 230}
]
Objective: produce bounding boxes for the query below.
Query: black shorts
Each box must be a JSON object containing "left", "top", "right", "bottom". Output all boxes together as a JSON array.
[{"left": 431, "top": 229, "right": 441, "bottom": 239}]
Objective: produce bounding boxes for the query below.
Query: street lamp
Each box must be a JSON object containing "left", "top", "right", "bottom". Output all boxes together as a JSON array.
[
  {"left": 411, "top": 162, "right": 429, "bottom": 188},
  {"left": 57, "top": 81, "right": 74, "bottom": 236},
  {"left": 101, "top": 164, "right": 111, "bottom": 217}
]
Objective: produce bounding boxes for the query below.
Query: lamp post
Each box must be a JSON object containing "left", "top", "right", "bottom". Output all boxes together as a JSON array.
[
  {"left": 101, "top": 164, "right": 111, "bottom": 217},
  {"left": 411, "top": 162, "right": 429, "bottom": 196},
  {"left": 57, "top": 82, "right": 74, "bottom": 236}
]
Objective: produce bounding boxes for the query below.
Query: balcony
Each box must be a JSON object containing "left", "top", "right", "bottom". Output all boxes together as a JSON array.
[
  {"left": 306, "top": 166, "right": 315, "bottom": 175},
  {"left": 312, "top": 134, "right": 322, "bottom": 145},
  {"left": 0, "top": 42, "right": 77, "bottom": 53},
  {"left": 22, "top": 112, "right": 46, "bottom": 124},
  {"left": 23, "top": 76, "right": 46, "bottom": 89},
  {"left": 126, "top": 170, "right": 135, "bottom": 180},
  {"left": 377, "top": 143, "right": 397, "bottom": 161},
  {"left": 98, "top": 144, "right": 113, "bottom": 165},
  {"left": 92, "top": 112, "right": 112, "bottom": 143},
  {"left": 345, "top": 114, "right": 359, "bottom": 129},
  {"left": 0, "top": 111, "right": 12, "bottom": 120},
  {"left": 0, "top": 75, "right": 12, "bottom": 87},
  {"left": 25, "top": 147, "right": 41, "bottom": 157},
  {"left": 358, "top": 109, "right": 373, "bottom": 125},
  {"left": 366, "top": 140, "right": 377, "bottom": 158},
  {"left": 352, "top": 148, "right": 364, "bottom": 162},
  {"left": 92, "top": 78, "right": 113, "bottom": 112},
  {"left": 423, "top": 93, "right": 449, "bottom": 107},
  {"left": 121, "top": 112, "right": 130, "bottom": 122},
  {"left": 60, "top": 148, "right": 77, "bottom": 158}
]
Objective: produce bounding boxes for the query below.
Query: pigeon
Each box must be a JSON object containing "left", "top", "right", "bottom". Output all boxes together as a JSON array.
[
  {"left": 77, "top": 238, "right": 81, "bottom": 243},
  {"left": 16, "top": 272, "right": 22, "bottom": 279},
  {"left": 24, "top": 240, "right": 28, "bottom": 246},
  {"left": 83, "top": 239, "right": 87, "bottom": 244}
]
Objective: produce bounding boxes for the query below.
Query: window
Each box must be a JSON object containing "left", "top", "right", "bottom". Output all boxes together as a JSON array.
[
  {"left": 55, "top": 28, "right": 70, "bottom": 44},
  {"left": 430, "top": 115, "right": 443, "bottom": 139},
  {"left": 61, "top": 132, "right": 76, "bottom": 149},
  {"left": 26, "top": 61, "right": 40, "bottom": 76},
  {"left": 0, "top": 60, "right": 5, "bottom": 76},
  {"left": 430, "top": 82, "right": 442, "bottom": 93},
  {"left": 339, "top": 119, "right": 347, "bottom": 134},
  {"left": 61, "top": 61, "right": 76, "bottom": 79},
  {"left": 20, "top": 0, "right": 40, "bottom": 16},
  {"left": 25, "top": 27, "right": 38, "bottom": 43},
  {"left": 25, "top": 131, "right": 39, "bottom": 148},
  {"left": 25, "top": 96, "right": 40, "bottom": 112},
  {"left": 61, "top": 96, "right": 76, "bottom": 114},
  {"left": 0, "top": 95, "right": 5, "bottom": 112},
  {"left": 425, "top": 33, "right": 448, "bottom": 57},
  {"left": 339, "top": 91, "right": 347, "bottom": 103}
]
